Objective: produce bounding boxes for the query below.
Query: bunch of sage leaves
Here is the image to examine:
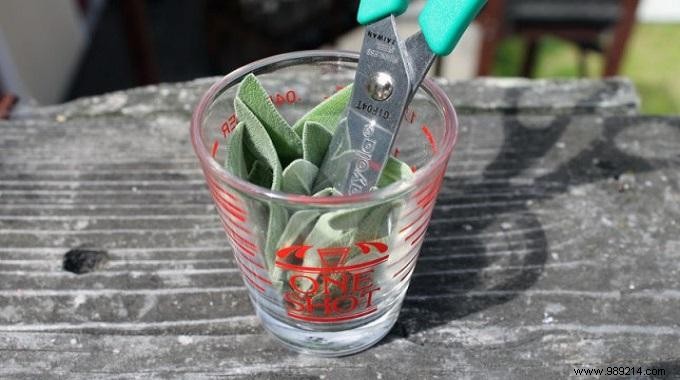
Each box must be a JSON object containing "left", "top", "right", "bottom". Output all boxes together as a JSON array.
[{"left": 226, "top": 74, "right": 414, "bottom": 296}]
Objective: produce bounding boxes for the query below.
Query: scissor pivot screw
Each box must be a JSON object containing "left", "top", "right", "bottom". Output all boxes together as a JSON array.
[{"left": 367, "top": 72, "right": 394, "bottom": 101}]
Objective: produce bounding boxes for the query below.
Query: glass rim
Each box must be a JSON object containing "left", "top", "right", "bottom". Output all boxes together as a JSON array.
[{"left": 190, "top": 50, "right": 458, "bottom": 207}]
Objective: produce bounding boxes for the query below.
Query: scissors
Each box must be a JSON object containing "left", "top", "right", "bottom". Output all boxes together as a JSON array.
[{"left": 314, "top": 0, "right": 487, "bottom": 195}]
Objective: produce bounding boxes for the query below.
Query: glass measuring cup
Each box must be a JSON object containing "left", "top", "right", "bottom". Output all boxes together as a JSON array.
[{"left": 190, "top": 50, "right": 458, "bottom": 356}]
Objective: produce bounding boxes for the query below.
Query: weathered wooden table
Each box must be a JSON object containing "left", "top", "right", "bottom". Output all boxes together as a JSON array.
[{"left": 2, "top": 76, "right": 679, "bottom": 379}]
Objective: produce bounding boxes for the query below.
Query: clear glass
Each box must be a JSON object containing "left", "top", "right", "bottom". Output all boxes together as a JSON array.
[{"left": 190, "top": 50, "right": 458, "bottom": 356}]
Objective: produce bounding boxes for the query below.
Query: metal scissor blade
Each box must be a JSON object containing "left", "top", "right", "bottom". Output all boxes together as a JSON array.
[
  {"left": 403, "top": 31, "right": 437, "bottom": 99},
  {"left": 315, "top": 16, "right": 412, "bottom": 195}
]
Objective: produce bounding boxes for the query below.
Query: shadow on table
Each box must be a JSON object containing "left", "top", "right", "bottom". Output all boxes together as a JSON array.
[{"left": 383, "top": 87, "right": 671, "bottom": 340}]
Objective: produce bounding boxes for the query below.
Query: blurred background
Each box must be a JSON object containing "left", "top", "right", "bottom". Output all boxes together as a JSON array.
[{"left": 0, "top": 0, "right": 678, "bottom": 114}]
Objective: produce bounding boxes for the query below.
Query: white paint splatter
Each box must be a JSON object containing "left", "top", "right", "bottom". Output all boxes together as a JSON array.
[
  {"left": 178, "top": 336, "right": 193, "bottom": 345},
  {"left": 543, "top": 314, "right": 554, "bottom": 324},
  {"left": 545, "top": 303, "right": 565, "bottom": 314},
  {"left": 569, "top": 187, "right": 586, "bottom": 196},
  {"left": 73, "top": 220, "right": 89, "bottom": 230},
  {"left": 73, "top": 294, "right": 86, "bottom": 308}
]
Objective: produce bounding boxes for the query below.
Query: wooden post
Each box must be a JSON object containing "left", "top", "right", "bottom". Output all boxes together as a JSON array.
[
  {"left": 603, "top": 0, "right": 640, "bottom": 77},
  {"left": 477, "top": 0, "right": 507, "bottom": 76},
  {"left": 120, "top": 0, "right": 160, "bottom": 85}
]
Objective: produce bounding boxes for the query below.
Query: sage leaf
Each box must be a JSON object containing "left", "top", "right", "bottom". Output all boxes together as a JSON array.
[
  {"left": 302, "top": 121, "right": 332, "bottom": 167},
  {"left": 247, "top": 160, "right": 273, "bottom": 188},
  {"left": 353, "top": 201, "right": 399, "bottom": 242},
  {"left": 297, "top": 211, "right": 356, "bottom": 291},
  {"left": 270, "top": 210, "right": 320, "bottom": 285},
  {"left": 378, "top": 156, "right": 414, "bottom": 188},
  {"left": 235, "top": 97, "right": 282, "bottom": 190},
  {"left": 312, "top": 187, "right": 342, "bottom": 197},
  {"left": 281, "top": 159, "right": 319, "bottom": 195},
  {"left": 237, "top": 73, "right": 303, "bottom": 165},
  {"left": 228, "top": 73, "right": 423, "bottom": 300},
  {"left": 224, "top": 122, "right": 248, "bottom": 179},
  {"left": 264, "top": 204, "right": 288, "bottom": 272},
  {"left": 292, "top": 85, "right": 353, "bottom": 136}
]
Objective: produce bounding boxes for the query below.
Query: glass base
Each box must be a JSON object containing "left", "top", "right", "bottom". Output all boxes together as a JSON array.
[{"left": 254, "top": 302, "right": 401, "bottom": 357}]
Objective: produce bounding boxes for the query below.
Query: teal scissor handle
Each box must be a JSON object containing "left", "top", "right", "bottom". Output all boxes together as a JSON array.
[
  {"left": 357, "top": 0, "right": 486, "bottom": 56},
  {"left": 419, "top": 0, "right": 486, "bottom": 55},
  {"left": 357, "top": 0, "right": 408, "bottom": 25}
]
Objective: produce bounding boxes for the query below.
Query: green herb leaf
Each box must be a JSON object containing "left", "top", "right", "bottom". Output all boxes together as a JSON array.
[
  {"left": 302, "top": 121, "right": 332, "bottom": 167},
  {"left": 281, "top": 159, "right": 319, "bottom": 195},
  {"left": 378, "top": 156, "right": 414, "bottom": 188},
  {"left": 312, "top": 187, "right": 342, "bottom": 197},
  {"left": 270, "top": 209, "right": 320, "bottom": 285},
  {"left": 292, "top": 85, "right": 353, "bottom": 136},
  {"left": 247, "top": 160, "right": 273, "bottom": 188},
  {"left": 224, "top": 122, "right": 248, "bottom": 179},
  {"left": 235, "top": 97, "right": 282, "bottom": 190},
  {"left": 264, "top": 204, "right": 288, "bottom": 272},
  {"left": 237, "top": 74, "right": 303, "bottom": 165},
  {"left": 228, "top": 74, "right": 421, "bottom": 301},
  {"left": 298, "top": 210, "right": 356, "bottom": 290}
]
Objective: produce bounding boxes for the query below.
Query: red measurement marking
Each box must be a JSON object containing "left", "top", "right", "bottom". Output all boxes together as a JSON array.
[
  {"left": 416, "top": 172, "right": 444, "bottom": 208},
  {"left": 418, "top": 177, "right": 444, "bottom": 209},
  {"left": 207, "top": 181, "right": 242, "bottom": 209},
  {"left": 234, "top": 248, "right": 265, "bottom": 270},
  {"left": 205, "top": 175, "right": 242, "bottom": 205},
  {"left": 413, "top": 177, "right": 436, "bottom": 198},
  {"left": 229, "top": 231, "right": 258, "bottom": 257},
  {"left": 402, "top": 175, "right": 441, "bottom": 218},
  {"left": 393, "top": 253, "right": 418, "bottom": 278},
  {"left": 223, "top": 213, "right": 252, "bottom": 235},
  {"left": 410, "top": 165, "right": 417, "bottom": 173},
  {"left": 274, "top": 256, "right": 388, "bottom": 274},
  {"left": 393, "top": 148, "right": 400, "bottom": 157},
  {"left": 241, "top": 271, "right": 266, "bottom": 293},
  {"left": 288, "top": 307, "right": 377, "bottom": 323},
  {"left": 405, "top": 108, "right": 416, "bottom": 124},
  {"left": 387, "top": 245, "right": 420, "bottom": 268},
  {"left": 409, "top": 225, "right": 429, "bottom": 246},
  {"left": 398, "top": 207, "right": 430, "bottom": 233},
  {"left": 417, "top": 183, "right": 441, "bottom": 209},
  {"left": 224, "top": 222, "right": 258, "bottom": 250},
  {"left": 421, "top": 125, "right": 437, "bottom": 153},
  {"left": 218, "top": 218, "right": 258, "bottom": 255},
  {"left": 211, "top": 140, "right": 219, "bottom": 158},
  {"left": 209, "top": 187, "right": 246, "bottom": 222},
  {"left": 213, "top": 194, "right": 246, "bottom": 222},
  {"left": 399, "top": 263, "right": 417, "bottom": 282},
  {"left": 335, "top": 85, "right": 345, "bottom": 92},
  {"left": 401, "top": 205, "right": 422, "bottom": 220},
  {"left": 221, "top": 114, "right": 238, "bottom": 137},
  {"left": 234, "top": 255, "right": 272, "bottom": 285},
  {"left": 418, "top": 191, "right": 439, "bottom": 210},
  {"left": 269, "top": 90, "right": 299, "bottom": 107},
  {"left": 213, "top": 201, "right": 251, "bottom": 235},
  {"left": 404, "top": 218, "right": 430, "bottom": 244}
]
